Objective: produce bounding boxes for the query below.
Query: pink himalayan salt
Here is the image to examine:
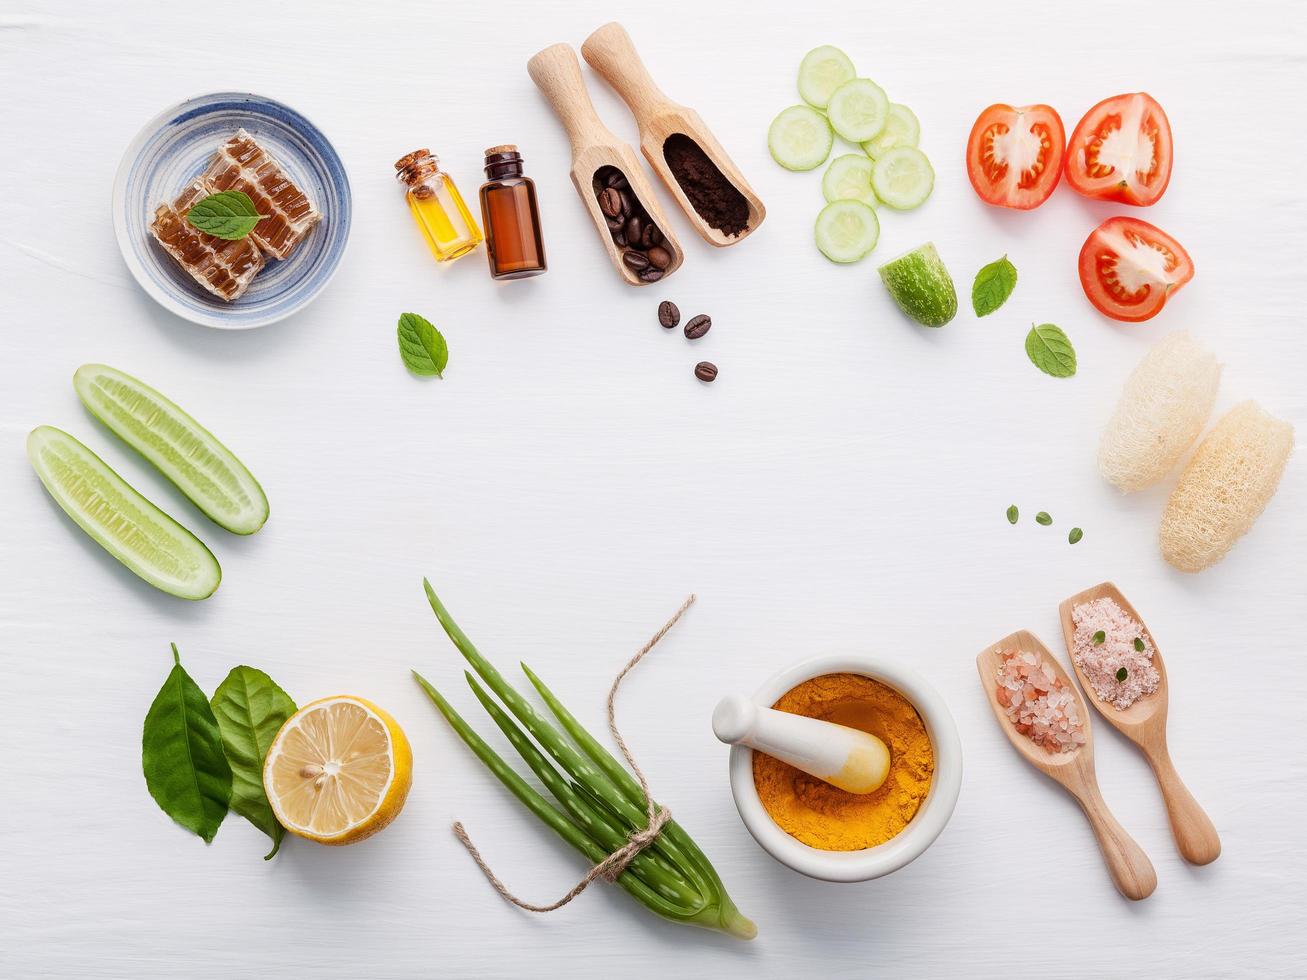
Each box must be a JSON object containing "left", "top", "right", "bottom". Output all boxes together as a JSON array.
[
  {"left": 995, "top": 649, "right": 1086, "bottom": 754},
  {"left": 1071, "top": 597, "right": 1159, "bottom": 710}
]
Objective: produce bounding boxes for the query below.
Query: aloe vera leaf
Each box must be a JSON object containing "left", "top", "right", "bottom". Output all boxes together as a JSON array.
[{"left": 465, "top": 674, "right": 702, "bottom": 914}]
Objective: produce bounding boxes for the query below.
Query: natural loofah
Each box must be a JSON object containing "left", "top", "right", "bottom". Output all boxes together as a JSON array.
[
  {"left": 1098, "top": 332, "right": 1221, "bottom": 491},
  {"left": 1160, "top": 401, "right": 1294, "bottom": 572}
]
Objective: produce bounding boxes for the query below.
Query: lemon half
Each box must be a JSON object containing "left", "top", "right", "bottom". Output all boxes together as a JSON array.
[{"left": 263, "top": 696, "right": 412, "bottom": 846}]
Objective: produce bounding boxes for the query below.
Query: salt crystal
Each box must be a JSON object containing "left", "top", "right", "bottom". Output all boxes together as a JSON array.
[{"left": 1070, "top": 598, "right": 1160, "bottom": 710}]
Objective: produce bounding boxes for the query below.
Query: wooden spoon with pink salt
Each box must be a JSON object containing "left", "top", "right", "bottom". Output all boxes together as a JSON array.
[
  {"left": 977, "top": 629, "right": 1157, "bottom": 901},
  {"left": 1059, "top": 582, "right": 1221, "bottom": 866}
]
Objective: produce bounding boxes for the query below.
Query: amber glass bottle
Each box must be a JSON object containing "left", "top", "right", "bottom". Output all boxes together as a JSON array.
[{"left": 478, "top": 145, "right": 547, "bottom": 280}]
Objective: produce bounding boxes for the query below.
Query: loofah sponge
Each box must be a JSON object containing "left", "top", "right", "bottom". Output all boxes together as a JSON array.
[
  {"left": 1098, "top": 332, "right": 1221, "bottom": 492},
  {"left": 1160, "top": 401, "right": 1294, "bottom": 572}
]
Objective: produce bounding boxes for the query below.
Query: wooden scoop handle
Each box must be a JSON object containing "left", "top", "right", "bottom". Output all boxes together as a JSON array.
[
  {"left": 527, "top": 43, "right": 617, "bottom": 154},
  {"left": 1144, "top": 744, "right": 1221, "bottom": 865},
  {"left": 1074, "top": 783, "right": 1158, "bottom": 901},
  {"left": 581, "top": 22, "right": 676, "bottom": 118}
]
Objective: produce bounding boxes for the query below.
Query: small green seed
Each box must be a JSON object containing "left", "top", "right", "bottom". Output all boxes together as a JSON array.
[
  {"left": 1036, "top": 512, "right": 1052, "bottom": 526},
  {"left": 1068, "top": 527, "right": 1083, "bottom": 544},
  {"left": 1092, "top": 630, "right": 1105, "bottom": 645},
  {"left": 1006, "top": 505, "right": 1019, "bottom": 525},
  {"left": 1134, "top": 637, "right": 1145, "bottom": 652},
  {"left": 1116, "top": 667, "right": 1128, "bottom": 682}
]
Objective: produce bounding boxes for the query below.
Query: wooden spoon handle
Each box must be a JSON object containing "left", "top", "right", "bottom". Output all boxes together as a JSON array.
[
  {"left": 527, "top": 43, "right": 616, "bottom": 153},
  {"left": 1075, "top": 785, "right": 1158, "bottom": 901},
  {"left": 1146, "top": 746, "right": 1221, "bottom": 865},
  {"left": 581, "top": 22, "right": 676, "bottom": 118}
]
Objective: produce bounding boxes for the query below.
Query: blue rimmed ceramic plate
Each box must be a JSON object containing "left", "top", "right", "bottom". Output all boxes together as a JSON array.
[{"left": 113, "top": 92, "right": 351, "bottom": 330}]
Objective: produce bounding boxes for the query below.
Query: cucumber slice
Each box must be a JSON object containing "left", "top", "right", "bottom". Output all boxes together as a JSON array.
[
  {"left": 826, "top": 78, "right": 889, "bottom": 143},
  {"left": 27, "top": 426, "right": 221, "bottom": 600},
  {"left": 768, "top": 105, "right": 834, "bottom": 172},
  {"left": 879, "top": 243, "right": 957, "bottom": 327},
  {"left": 814, "top": 200, "right": 880, "bottom": 263},
  {"left": 822, "top": 154, "right": 878, "bottom": 207},
  {"left": 74, "top": 364, "right": 268, "bottom": 535},
  {"left": 872, "top": 146, "right": 935, "bottom": 210},
  {"left": 862, "top": 104, "right": 920, "bottom": 159},
  {"left": 797, "top": 46, "right": 856, "bottom": 109}
]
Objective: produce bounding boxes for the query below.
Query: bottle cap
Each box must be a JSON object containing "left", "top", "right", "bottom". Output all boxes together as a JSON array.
[{"left": 484, "top": 144, "right": 518, "bottom": 156}]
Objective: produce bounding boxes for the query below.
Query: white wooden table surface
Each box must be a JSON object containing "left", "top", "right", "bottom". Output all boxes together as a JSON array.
[{"left": 2, "top": 1, "right": 1304, "bottom": 977}]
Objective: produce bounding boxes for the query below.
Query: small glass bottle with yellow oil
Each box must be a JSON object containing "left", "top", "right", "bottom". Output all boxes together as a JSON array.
[{"left": 394, "top": 149, "right": 483, "bottom": 263}]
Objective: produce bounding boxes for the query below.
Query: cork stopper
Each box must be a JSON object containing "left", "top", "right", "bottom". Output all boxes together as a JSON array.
[
  {"left": 394, "top": 149, "right": 438, "bottom": 184},
  {"left": 485, "top": 144, "right": 518, "bottom": 156}
]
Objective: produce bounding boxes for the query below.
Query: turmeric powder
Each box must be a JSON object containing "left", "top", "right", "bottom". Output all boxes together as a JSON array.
[{"left": 752, "top": 673, "right": 934, "bottom": 851}]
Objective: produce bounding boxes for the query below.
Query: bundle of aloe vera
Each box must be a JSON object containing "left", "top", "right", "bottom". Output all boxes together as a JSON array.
[{"left": 413, "top": 580, "right": 756, "bottom": 940}]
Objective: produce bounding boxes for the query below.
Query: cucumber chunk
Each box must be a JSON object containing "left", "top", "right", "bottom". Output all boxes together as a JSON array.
[
  {"left": 822, "top": 154, "right": 878, "bottom": 207},
  {"left": 797, "top": 46, "right": 856, "bottom": 109},
  {"left": 879, "top": 243, "right": 957, "bottom": 327},
  {"left": 826, "top": 78, "right": 889, "bottom": 143},
  {"left": 768, "top": 105, "right": 834, "bottom": 171},
  {"left": 862, "top": 104, "right": 920, "bottom": 159},
  {"left": 74, "top": 364, "right": 269, "bottom": 535},
  {"left": 27, "top": 425, "right": 221, "bottom": 599},
  {"left": 872, "top": 146, "right": 934, "bottom": 210},
  {"left": 814, "top": 200, "right": 880, "bottom": 263}
]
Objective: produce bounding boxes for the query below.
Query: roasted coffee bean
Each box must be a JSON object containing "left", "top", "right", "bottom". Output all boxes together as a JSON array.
[
  {"left": 684, "top": 314, "right": 711, "bottom": 339},
  {"left": 647, "top": 245, "right": 672, "bottom": 270},
  {"left": 619, "top": 190, "right": 634, "bottom": 215},
  {"left": 694, "top": 361, "right": 718, "bottom": 383},
  {"left": 613, "top": 231, "right": 627, "bottom": 247},
  {"left": 605, "top": 213, "right": 625, "bottom": 231},
  {"left": 658, "top": 301, "right": 681, "bottom": 328},
  {"left": 605, "top": 171, "right": 627, "bottom": 189},
  {"left": 598, "top": 187, "right": 623, "bottom": 218},
  {"left": 640, "top": 268, "right": 664, "bottom": 282},
  {"left": 625, "top": 214, "right": 643, "bottom": 242},
  {"left": 622, "top": 250, "right": 650, "bottom": 271},
  {"left": 640, "top": 224, "right": 661, "bottom": 249}
]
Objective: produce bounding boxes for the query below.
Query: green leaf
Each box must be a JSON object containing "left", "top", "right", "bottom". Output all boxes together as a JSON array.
[
  {"left": 185, "top": 191, "right": 266, "bottom": 241},
  {"left": 1116, "top": 667, "right": 1129, "bottom": 682},
  {"left": 142, "top": 644, "right": 233, "bottom": 844},
  {"left": 210, "top": 666, "right": 297, "bottom": 859},
  {"left": 1092, "top": 630, "right": 1106, "bottom": 645},
  {"left": 1036, "top": 511, "right": 1052, "bottom": 526},
  {"left": 972, "top": 255, "right": 1017, "bottom": 317},
  {"left": 397, "top": 313, "right": 448, "bottom": 378},
  {"left": 1134, "top": 637, "right": 1145, "bottom": 652},
  {"left": 1006, "top": 504, "right": 1019, "bottom": 525},
  {"left": 1068, "top": 527, "right": 1083, "bottom": 544},
  {"left": 1025, "top": 323, "right": 1077, "bottom": 378}
]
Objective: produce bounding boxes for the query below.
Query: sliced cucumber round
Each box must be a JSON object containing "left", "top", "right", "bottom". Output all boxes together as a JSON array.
[
  {"left": 814, "top": 200, "right": 880, "bottom": 263},
  {"left": 826, "top": 78, "right": 889, "bottom": 143},
  {"left": 872, "top": 146, "right": 935, "bottom": 210},
  {"left": 768, "top": 105, "right": 834, "bottom": 172},
  {"left": 822, "top": 154, "right": 878, "bottom": 207},
  {"left": 27, "top": 426, "right": 221, "bottom": 600},
  {"left": 862, "top": 104, "right": 920, "bottom": 159},
  {"left": 797, "top": 46, "right": 856, "bottom": 109},
  {"left": 74, "top": 364, "right": 268, "bottom": 535}
]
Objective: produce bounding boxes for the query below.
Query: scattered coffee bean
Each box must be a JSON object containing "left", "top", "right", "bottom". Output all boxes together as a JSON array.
[
  {"left": 658, "top": 301, "right": 681, "bottom": 329},
  {"left": 647, "top": 246, "right": 672, "bottom": 270},
  {"left": 599, "top": 187, "right": 623, "bottom": 218},
  {"left": 684, "top": 314, "right": 711, "bottom": 339},
  {"left": 640, "top": 268, "right": 664, "bottom": 282},
  {"left": 623, "top": 251, "right": 650, "bottom": 271},
  {"left": 694, "top": 361, "right": 718, "bottom": 383}
]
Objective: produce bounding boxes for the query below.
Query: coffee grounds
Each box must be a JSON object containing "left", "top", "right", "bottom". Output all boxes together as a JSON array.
[{"left": 663, "top": 134, "right": 749, "bottom": 237}]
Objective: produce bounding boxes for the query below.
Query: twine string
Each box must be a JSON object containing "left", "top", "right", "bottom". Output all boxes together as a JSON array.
[{"left": 451, "top": 594, "right": 696, "bottom": 913}]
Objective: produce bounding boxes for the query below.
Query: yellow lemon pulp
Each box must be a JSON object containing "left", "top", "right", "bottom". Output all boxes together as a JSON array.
[{"left": 263, "top": 696, "right": 412, "bottom": 845}]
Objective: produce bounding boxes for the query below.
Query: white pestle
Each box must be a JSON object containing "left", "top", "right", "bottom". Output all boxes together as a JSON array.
[{"left": 712, "top": 695, "right": 892, "bottom": 795}]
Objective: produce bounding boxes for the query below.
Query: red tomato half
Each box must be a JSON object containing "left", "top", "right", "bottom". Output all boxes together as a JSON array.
[
  {"left": 966, "top": 104, "right": 1065, "bottom": 210},
  {"left": 1066, "top": 93, "right": 1173, "bottom": 206},
  {"left": 1078, "top": 217, "right": 1193, "bottom": 322}
]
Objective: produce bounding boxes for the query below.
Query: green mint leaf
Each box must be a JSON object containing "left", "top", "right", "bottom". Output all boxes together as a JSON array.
[
  {"left": 1025, "top": 323, "right": 1077, "bottom": 378},
  {"left": 1134, "top": 637, "right": 1145, "bottom": 652},
  {"left": 210, "top": 666, "right": 297, "bottom": 860},
  {"left": 1036, "top": 511, "right": 1052, "bottom": 526},
  {"left": 397, "top": 312, "right": 448, "bottom": 378},
  {"left": 1116, "top": 667, "right": 1129, "bottom": 682},
  {"left": 1006, "top": 504, "right": 1019, "bottom": 525},
  {"left": 185, "top": 191, "right": 266, "bottom": 241},
  {"left": 1092, "top": 630, "right": 1106, "bottom": 645},
  {"left": 142, "top": 644, "right": 233, "bottom": 844},
  {"left": 1068, "top": 527, "right": 1083, "bottom": 544},
  {"left": 972, "top": 255, "right": 1017, "bottom": 317}
]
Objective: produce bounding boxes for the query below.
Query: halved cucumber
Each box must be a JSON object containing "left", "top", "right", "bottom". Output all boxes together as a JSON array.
[
  {"left": 798, "top": 46, "right": 856, "bottom": 109},
  {"left": 768, "top": 105, "right": 834, "bottom": 172},
  {"left": 814, "top": 200, "right": 880, "bottom": 263},
  {"left": 27, "top": 426, "right": 221, "bottom": 600},
  {"left": 826, "top": 78, "right": 889, "bottom": 143},
  {"left": 862, "top": 104, "right": 920, "bottom": 159},
  {"left": 74, "top": 364, "right": 268, "bottom": 535},
  {"left": 872, "top": 147, "right": 935, "bottom": 210},
  {"left": 879, "top": 243, "right": 957, "bottom": 327},
  {"left": 822, "top": 154, "right": 878, "bottom": 207}
]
